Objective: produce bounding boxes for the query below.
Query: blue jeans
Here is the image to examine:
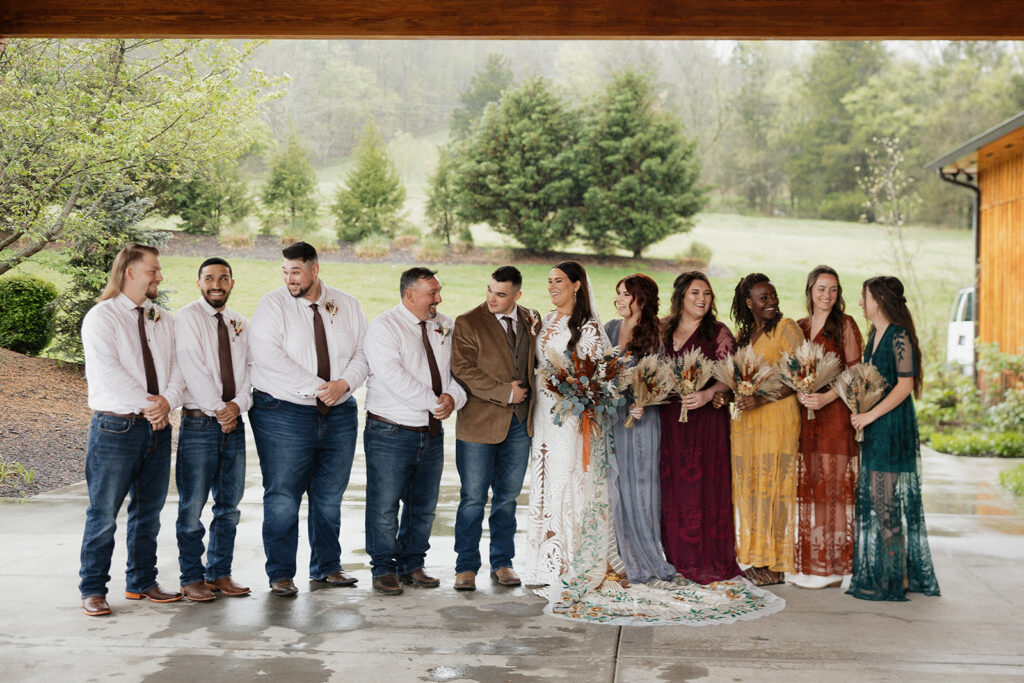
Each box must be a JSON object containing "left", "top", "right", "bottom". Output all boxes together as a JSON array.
[
  {"left": 79, "top": 413, "right": 172, "bottom": 598},
  {"left": 363, "top": 417, "right": 444, "bottom": 577},
  {"left": 454, "top": 415, "right": 531, "bottom": 574},
  {"left": 175, "top": 414, "right": 247, "bottom": 586},
  {"left": 249, "top": 390, "right": 357, "bottom": 584}
]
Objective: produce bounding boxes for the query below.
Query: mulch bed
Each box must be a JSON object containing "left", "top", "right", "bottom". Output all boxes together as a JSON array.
[
  {"left": 0, "top": 348, "right": 93, "bottom": 497},
  {"left": 162, "top": 232, "right": 701, "bottom": 272}
]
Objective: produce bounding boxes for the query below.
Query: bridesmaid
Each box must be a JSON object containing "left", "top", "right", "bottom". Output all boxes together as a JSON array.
[
  {"left": 791, "top": 266, "right": 863, "bottom": 589},
  {"left": 848, "top": 276, "right": 940, "bottom": 601},
  {"left": 659, "top": 272, "right": 742, "bottom": 584},
  {"left": 723, "top": 273, "right": 802, "bottom": 586},
  {"left": 605, "top": 274, "right": 676, "bottom": 584}
]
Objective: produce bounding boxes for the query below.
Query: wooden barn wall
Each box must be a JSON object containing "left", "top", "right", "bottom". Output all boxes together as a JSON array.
[{"left": 979, "top": 151, "right": 1024, "bottom": 355}]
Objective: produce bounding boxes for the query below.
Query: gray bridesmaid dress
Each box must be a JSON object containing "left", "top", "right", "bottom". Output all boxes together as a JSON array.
[{"left": 605, "top": 319, "right": 677, "bottom": 583}]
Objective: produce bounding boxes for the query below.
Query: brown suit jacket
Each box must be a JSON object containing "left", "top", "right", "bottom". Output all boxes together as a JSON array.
[{"left": 452, "top": 302, "right": 540, "bottom": 444}]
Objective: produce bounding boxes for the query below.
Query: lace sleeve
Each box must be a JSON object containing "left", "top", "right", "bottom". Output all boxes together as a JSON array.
[
  {"left": 576, "top": 319, "right": 605, "bottom": 360},
  {"left": 713, "top": 323, "right": 736, "bottom": 360},
  {"left": 841, "top": 315, "right": 864, "bottom": 367},
  {"left": 892, "top": 326, "right": 916, "bottom": 377}
]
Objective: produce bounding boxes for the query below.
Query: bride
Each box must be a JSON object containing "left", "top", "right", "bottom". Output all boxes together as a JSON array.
[{"left": 522, "top": 260, "right": 786, "bottom": 626}]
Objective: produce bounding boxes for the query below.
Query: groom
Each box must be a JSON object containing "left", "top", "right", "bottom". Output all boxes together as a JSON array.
[{"left": 450, "top": 266, "right": 540, "bottom": 591}]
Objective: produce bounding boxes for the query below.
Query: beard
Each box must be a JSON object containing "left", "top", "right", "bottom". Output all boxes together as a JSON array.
[
  {"left": 289, "top": 282, "right": 313, "bottom": 299},
  {"left": 202, "top": 290, "right": 229, "bottom": 308}
]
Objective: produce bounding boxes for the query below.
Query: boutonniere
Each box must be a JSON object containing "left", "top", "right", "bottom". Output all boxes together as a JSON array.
[
  {"left": 524, "top": 309, "right": 540, "bottom": 335},
  {"left": 230, "top": 318, "right": 243, "bottom": 339},
  {"left": 325, "top": 299, "right": 339, "bottom": 323},
  {"left": 435, "top": 321, "right": 452, "bottom": 344},
  {"left": 146, "top": 307, "right": 160, "bottom": 323}
]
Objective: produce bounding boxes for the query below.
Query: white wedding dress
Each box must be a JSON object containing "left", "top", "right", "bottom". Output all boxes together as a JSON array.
[{"left": 522, "top": 311, "right": 787, "bottom": 626}]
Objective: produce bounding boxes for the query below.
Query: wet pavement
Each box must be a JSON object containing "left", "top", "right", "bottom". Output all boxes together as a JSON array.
[{"left": 1, "top": 409, "right": 1023, "bottom": 681}]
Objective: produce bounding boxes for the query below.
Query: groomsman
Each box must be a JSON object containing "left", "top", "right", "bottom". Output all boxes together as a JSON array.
[
  {"left": 249, "top": 242, "right": 368, "bottom": 597},
  {"left": 173, "top": 257, "right": 252, "bottom": 602},
  {"left": 363, "top": 267, "right": 467, "bottom": 595},
  {"left": 79, "top": 243, "right": 185, "bottom": 616},
  {"left": 451, "top": 266, "right": 539, "bottom": 591}
]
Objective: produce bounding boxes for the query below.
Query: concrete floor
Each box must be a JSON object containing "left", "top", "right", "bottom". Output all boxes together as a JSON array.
[{"left": 1, "top": 421, "right": 1023, "bottom": 682}]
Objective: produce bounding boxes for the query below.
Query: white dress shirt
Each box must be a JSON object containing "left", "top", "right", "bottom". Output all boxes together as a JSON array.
[
  {"left": 494, "top": 311, "right": 517, "bottom": 335},
  {"left": 365, "top": 304, "right": 468, "bottom": 426},
  {"left": 175, "top": 299, "right": 253, "bottom": 415},
  {"left": 81, "top": 293, "right": 185, "bottom": 413},
  {"left": 249, "top": 281, "right": 369, "bottom": 406}
]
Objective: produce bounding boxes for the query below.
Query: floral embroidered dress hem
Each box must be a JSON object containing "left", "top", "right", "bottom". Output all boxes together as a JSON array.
[{"left": 526, "top": 311, "right": 785, "bottom": 626}]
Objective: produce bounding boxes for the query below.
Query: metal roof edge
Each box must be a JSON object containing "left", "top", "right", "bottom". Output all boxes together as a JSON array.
[{"left": 926, "top": 109, "right": 1024, "bottom": 171}]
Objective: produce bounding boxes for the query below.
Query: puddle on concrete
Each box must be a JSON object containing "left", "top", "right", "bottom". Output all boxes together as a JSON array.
[
  {"left": 144, "top": 651, "right": 332, "bottom": 683},
  {"left": 422, "top": 663, "right": 539, "bottom": 682}
]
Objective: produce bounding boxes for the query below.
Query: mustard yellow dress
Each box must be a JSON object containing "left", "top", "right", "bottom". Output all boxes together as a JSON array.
[{"left": 730, "top": 317, "right": 803, "bottom": 573}]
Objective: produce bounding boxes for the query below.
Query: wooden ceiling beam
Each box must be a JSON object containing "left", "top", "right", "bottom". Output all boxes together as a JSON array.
[{"left": 3, "top": 0, "right": 1024, "bottom": 39}]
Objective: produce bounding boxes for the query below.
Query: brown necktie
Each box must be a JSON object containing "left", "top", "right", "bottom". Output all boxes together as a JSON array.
[
  {"left": 214, "top": 312, "right": 236, "bottom": 403},
  {"left": 502, "top": 315, "right": 516, "bottom": 350},
  {"left": 136, "top": 307, "right": 159, "bottom": 395},
  {"left": 419, "top": 321, "right": 442, "bottom": 436},
  {"left": 311, "top": 303, "right": 331, "bottom": 415}
]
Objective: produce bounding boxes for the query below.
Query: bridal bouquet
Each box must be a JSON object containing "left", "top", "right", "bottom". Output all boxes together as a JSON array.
[
  {"left": 713, "top": 346, "right": 784, "bottom": 420},
  {"left": 539, "top": 347, "right": 628, "bottom": 470},
  {"left": 621, "top": 354, "right": 675, "bottom": 428},
  {"left": 778, "top": 340, "right": 843, "bottom": 420},
  {"left": 831, "top": 363, "right": 889, "bottom": 442},
  {"left": 669, "top": 347, "right": 715, "bottom": 423}
]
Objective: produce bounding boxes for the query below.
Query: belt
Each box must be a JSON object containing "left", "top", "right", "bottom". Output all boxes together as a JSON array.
[
  {"left": 182, "top": 408, "right": 211, "bottom": 418},
  {"left": 95, "top": 410, "right": 143, "bottom": 419},
  {"left": 366, "top": 412, "right": 430, "bottom": 433}
]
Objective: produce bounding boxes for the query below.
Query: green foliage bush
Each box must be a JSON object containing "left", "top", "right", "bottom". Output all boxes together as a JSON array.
[
  {"left": 989, "top": 389, "right": 1024, "bottom": 432},
  {"left": 353, "top": 235, "right": 391, "bottom": 260},
  {"left": 999, "top": 463, "right": 1024, "bottom": 496},
  {"left": 685, "top": 241, "right": 713, "bottom": 265},
  {"left": 0, "top": 274, "right": 59, "bottom": 355},
  {"left": 817, "top": 191, "right": 868, "bottom": 223},
  {"left": 928, "top": 430, "right": 1024, "bottom": 458},
  {"left": 413, "top": 237, "right": 447, "bottom": 263}
]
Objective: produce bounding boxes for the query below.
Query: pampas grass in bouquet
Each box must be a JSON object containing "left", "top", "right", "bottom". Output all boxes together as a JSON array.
[
  {"left": 622, "top": 355, "right": 675, "bottom": 428},
  {"left": 669, "top": 347, "right": 714, "bottom": 423},
  {"left": 779, "top": 340, "right": 843, "bottom": 420},
  {"left": 831, "top": 363, "right": 889, "bottom": 442},
  {"left": 713, "top": 346, "right": 784, "bottom": 421}
]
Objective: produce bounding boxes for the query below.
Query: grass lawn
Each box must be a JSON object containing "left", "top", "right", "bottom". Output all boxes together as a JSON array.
[{"left": 10, "top": 212, "right": 973, "bottom": 365}]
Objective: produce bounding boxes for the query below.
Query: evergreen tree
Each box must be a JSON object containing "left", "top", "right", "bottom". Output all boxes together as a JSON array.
[
  {"left": 577, "top": 69, "right": 706, "bottom": 258},
  {"left": 332, "top": 119, "right": 407, "bottom": 242},
  {"left": 155, "top": 157, "right": 254, "bottom": 234},
  {"left": 455, "top": 77, "right": 579, "bottom": 253},
  {"left": 424, "top": 146, "right": 466, "bottom": 244},
  {"left": 262, "top": 133, "right": 319, "bottom": 231},
  {"left": 450, "top": 54, "right": 515, "bottom": 139}
]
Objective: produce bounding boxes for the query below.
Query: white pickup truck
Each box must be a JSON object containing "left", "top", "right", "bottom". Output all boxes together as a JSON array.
[{"left": 946, "top": 286, "right": 974, "bottom": 374}]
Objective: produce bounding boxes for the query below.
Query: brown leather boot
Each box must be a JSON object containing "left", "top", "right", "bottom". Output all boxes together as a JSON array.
[
  {"left": 82, "top": 596, "right": 111, "bottom": 616},
  {"left": 205, "top": 576, "right": 251, "bottom": 596},
  {"left": 182, "top": 580, "right": 217, "bottom": 602},
  {"left": 125, "top": 584, "right": 184, "bottom": 603},
  {"left": 454, "top": 571, "right": 476, "bottom": 592}
]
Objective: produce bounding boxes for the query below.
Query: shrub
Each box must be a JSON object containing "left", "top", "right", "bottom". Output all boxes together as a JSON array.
[
  {"left": 0, "top": 274, "right": 59, "bottom": 355},
  {"left": 928, "top": 430, "right": 1024, "bottom": 458},
  {"left": 989, "top": 389, "right": 1024, "bottom": 432},
  {"left": 413, "top": 237, "right": 446, "bottom": 262},
  {"left": 218, "top": 220, "right": 255, "bottom": 249},
  {"left": 306, "top": 229, "right": 339, "bottom": 253},
  {"left": 0, "top": 456, "right": 37, "bottom": 497},
  {"left": 450, "top": 241, "right": 473, "bottom": 255},
  {"left": 999, "top": 463, "right": 1024, "bottom": 496},
  {"left": 354, "top": 235, "right": 391, "bottom": 260},
  {"left": 679, "top": 241, "right": 712, "bottom": 268},
  {"left": 392, "top": 233, "right": 420, "bottom": 249}
]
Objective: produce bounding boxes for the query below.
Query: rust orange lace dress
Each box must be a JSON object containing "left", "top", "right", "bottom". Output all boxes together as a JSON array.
[{"left": 791, "top": 315, "right": 862, "bottom": 587}]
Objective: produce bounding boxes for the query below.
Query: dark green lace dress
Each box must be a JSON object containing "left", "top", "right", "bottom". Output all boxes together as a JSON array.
[{"left": 847, "top": 324, "right": 940, "bottom": 601}]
